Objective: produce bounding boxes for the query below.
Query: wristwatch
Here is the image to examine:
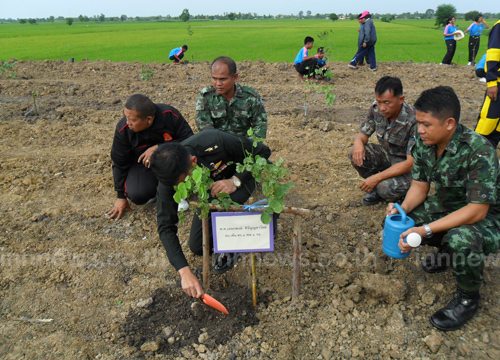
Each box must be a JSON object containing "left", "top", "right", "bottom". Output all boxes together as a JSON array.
[
  {"left": 423, "top": 224, "right": 433, "bottom": 238},
  {"left": 231, "top": 176, "right": 241, "bottom": 188}
]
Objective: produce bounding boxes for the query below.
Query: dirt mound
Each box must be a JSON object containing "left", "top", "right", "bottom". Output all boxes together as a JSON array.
[{"left": 1, "top": 59, "right": 499, "bottom": 359}]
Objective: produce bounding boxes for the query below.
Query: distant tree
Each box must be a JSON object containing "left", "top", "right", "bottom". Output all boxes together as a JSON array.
[
  {"left": 330, "top": 13, "right": 338, "bottom": 21},
  {"left": 298, "top": 11, "right": 304, "bottom": 18},
  {"left": 306, "top": 10, "right": 312, "bottom": 18},
  {"left": 180, "top": 9, "right": 190, "bottom": 22},
  {"left": 99, "top": 13, "right": 105, "bottom": 22},
  {"left": 381, "top": 16, "right": 390, "bottom": 23},
  {"left": 348, "top": 13, "right": 357, "bottom": 20},
  {"left": 120, "top": 14, "right": 127, "bottom": 21},
  {"left": 227, "top": 12, "right": 236, "bottom": 21},
  {"left": 78, "top": 15, "right": 84, "bottom": 22},
  {"left": 28, "top": 18, "right": 36, "bottom": 24},
  {"left": 425, "top": 9, "right": 435, "bottom": 19},
  {"left": 19, "top": 19, "right": 27, "bottom": 24},
  {"left": 435, "top": 4, "right": 456, "bottom": 27},
  {"left": 49, "top": 16, "right": 55, "bottom": 22},
  {"left": 66, "top": 18, "right": 73, "bottom": 26},
  {"left": 464, "top": 10, "right": 480, "bottom": 21}
]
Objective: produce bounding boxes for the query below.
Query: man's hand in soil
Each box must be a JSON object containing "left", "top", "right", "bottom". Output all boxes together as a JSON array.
[
  {"left": 351, "top": 141, "right": 366, "bottom": 166},
  {"left": 210, "top": 179, "right": 237, "bottom": 197},
  {"left": 487, "top": 86, "right": 498, "bottom": 102},
  {"left": 360, "top": 174, "right": 380, "bottom": 193},
  {"left": 179, "top": 267, "right": 204, "bottom": 298},
  {"left": 105, "top": 198, "right": 133, "bottom": 221},
  {"left": 138, "top": 145, "right": 158, "bottom": 168}
]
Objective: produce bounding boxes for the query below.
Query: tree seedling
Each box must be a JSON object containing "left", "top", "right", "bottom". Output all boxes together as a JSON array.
[
  {"left": 173, "top": 129, "right": 295, "bottom": 225},
  {"left": 24, "top": 91, "right": 39, "bottom": 116},
  {"left": 0, "top": 61, "right": 17, "bottom": 79},
  {"left": 140, "top": 67, "right": 153, "bottom": 81}
]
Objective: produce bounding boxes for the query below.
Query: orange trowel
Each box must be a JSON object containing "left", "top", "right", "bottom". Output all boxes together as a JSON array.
[{"left": 201, "top": 294, "right": 229, "bottom": 315}]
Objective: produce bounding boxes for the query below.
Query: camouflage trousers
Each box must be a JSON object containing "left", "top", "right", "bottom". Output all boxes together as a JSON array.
[
  {"left": 410, "top": 203, "right": 500, "bottom": 291},
  {"left": 348, "top": 143, "right": 412, "bottom": 201}
]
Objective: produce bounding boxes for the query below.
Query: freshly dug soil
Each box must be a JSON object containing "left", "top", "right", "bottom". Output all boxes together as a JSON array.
[{"left": 1, "top": 59, "right": 499, "bottom": 360}]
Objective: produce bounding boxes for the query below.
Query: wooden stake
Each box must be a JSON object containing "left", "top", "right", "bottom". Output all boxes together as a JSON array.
[
  {"left": 252, "top": 253, "right": 257, "bottom": 306},
  {"left": 202, "top": 217, "right": 210, "bottom": 290},
  {"left": 292, "top": 214, "right": 302, "bottom": 299}
]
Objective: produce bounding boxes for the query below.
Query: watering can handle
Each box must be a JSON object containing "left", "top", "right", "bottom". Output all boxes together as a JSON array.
[{"left": 393, "top": 203, "right": 408, "bottom": 224}]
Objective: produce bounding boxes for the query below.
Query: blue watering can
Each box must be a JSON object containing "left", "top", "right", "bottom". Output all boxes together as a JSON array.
[{"left": 383, "top": 203, "right": 415, "bottom": 258}]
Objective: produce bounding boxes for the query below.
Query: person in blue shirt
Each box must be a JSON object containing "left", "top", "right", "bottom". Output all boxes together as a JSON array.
[
  {"left": 169, "top": 45, "right": 188, "bottom": 64},
  {"left": 476, "top": 54, "right": 487, "bottom": 82},
  {"left": 441, "top": 17, "right": 462, "bottom": 65},
  {"left": 294, "top": 36, "right": 320, "bottom": 80},
  {"left": 464, "top": 15, "right": 489, "bottom": 66},
  {"left": 315, "top": 47, "right": 330, "bottom": 80}
]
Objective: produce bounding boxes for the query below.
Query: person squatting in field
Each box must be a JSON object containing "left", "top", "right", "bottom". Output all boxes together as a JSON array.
[
  {"left": 106, "top": 94, "right": 193, "bottom": 221},
  {"left": 387, "top": 86, "right": 500, "bottom": 331}
]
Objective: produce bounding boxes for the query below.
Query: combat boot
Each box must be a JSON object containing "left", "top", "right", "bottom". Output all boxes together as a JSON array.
[{"left": 430, "top": 286, "right": 480, "bottom": 331}]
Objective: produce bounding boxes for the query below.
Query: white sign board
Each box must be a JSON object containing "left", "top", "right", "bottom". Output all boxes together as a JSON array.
[{"left": 211, "top": 212, "right": 274, "bottom": 253}]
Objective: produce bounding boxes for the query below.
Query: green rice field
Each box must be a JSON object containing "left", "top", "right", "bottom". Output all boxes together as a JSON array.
[{"left": 0, "top": 19, "right": 493, "bottom": 64}]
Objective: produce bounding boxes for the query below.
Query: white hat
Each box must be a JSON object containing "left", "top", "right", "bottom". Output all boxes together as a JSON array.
[{"left": 454, "top": 30, "right": 464, "bottom": 41}]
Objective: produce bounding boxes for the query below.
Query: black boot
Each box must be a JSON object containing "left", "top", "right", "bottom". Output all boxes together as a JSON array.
[
  {"left": 363, "top": 190, "right": 382, "bottom": 206},
  {"left": 422, "top": 251, "right": 450, "bottom": 273},
  {"left": 430, "top": 287, "right": 480, "bottom": 331}
]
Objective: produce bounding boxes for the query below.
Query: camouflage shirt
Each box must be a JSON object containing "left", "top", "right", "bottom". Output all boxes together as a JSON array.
[
  {"left": 360, "top": 101, "right": 417, "bottom": 159},
  {"left": 195, "top": 83, "right": 268, "bottom": 138},
  {"left": 412, "top": 124, "right": 500, "bottom": 222}
]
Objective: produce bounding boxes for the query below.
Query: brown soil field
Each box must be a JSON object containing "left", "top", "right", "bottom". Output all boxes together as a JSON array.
[{"left": 1, "top": 59, "right": 499, "bottom": 359}]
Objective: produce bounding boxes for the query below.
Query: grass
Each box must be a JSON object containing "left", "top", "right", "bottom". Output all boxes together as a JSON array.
[{"left": 0, "top": 19, "right": 493, "bottom": 65}]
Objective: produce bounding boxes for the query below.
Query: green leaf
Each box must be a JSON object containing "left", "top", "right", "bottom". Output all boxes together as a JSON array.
[
  {"left": 261, "top": 211, "right": 272, "bottom": 225},
  {"left": 269, "top": 198, "right": 284, "bottom": 213},
  {"left": 173, "top": 191, "right": 182, "bottom": 204},
  {"left": 217, "top": 192, "right": 229, "bottom": 199}
]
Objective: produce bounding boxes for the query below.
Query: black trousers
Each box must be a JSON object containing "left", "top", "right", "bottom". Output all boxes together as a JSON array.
[
  {"left": 124, "top": 162, "right": 158, "bottom": 205},
  {"left": 468, "top": 36, "right": 481, "bottom": 62},
  {"left": 295, "top": 58, "right": 319, "bottom": 77},
  {"left": 442, "top": 39, "right": 456, "bottom": 64},
  {"left": 169, "top": 53, "right": 184, "bottom": 63}
]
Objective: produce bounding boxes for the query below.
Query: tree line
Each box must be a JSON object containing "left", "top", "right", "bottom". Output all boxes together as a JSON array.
[{"left": 6, "top": 6, "right": 500, "bottom": 26}]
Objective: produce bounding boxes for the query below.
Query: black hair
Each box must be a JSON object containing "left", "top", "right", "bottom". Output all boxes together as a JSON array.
[
  {"left": 448, "top": 16, "right": 455, "bottom": 23},
  {"left": 414, "top": 86, "right": 460, "bottom": 123},
  {"left": 150, "top": 142, "right": 192, "bottom": 186},
  {"left": 475, "top": 14, "right": 483, "bottom": 22},
  {"left": 317, "top": 47, "right": 325, "bottom": 53},
  {"left": 211, "top": 56, "right": 237, "bottom": 76},
  {"left": 357, "top": 13, "right": 362, "bottom": 19},
  {"left": 124, "top": 94, "right": 155, "bottom": 119},
  {"left": 182, "top": 45, "right": 188, "bottom": 51},
  {"left": 375, "top": 76, "right": 403, "bottom": 97},
  {"left": 304, "top": 36, "right": 314, "bottom": 45}
]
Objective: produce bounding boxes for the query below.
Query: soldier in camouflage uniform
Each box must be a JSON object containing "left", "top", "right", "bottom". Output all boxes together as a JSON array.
[
  {"left": 196, "top": 56, "right": 267, "bottom": 139},
  {"left": 348, "top": 76, "right": 416, "bottom": 205},
  {"left": 387, "top": 86, "right": 500, "bottom": 331}
]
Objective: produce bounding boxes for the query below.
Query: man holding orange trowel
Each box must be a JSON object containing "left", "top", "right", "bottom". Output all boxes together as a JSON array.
[{"left": 150, "top": 129, "right": 271, "bottom": 298}]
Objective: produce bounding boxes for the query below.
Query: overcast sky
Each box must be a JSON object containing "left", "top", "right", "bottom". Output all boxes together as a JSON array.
[{"left": 2, "top": 0, "right": 498, "bottom": 19}]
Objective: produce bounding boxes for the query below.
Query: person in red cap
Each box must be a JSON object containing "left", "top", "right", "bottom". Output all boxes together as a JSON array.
[{"left": 348, "top": 11, "right": 377, "bottom": 71}]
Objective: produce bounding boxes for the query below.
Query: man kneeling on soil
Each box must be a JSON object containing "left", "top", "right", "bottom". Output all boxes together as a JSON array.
[
  {"left": 150, "top": 129, "right": 271, "bottom": 298},
  {"left": 106, "top": 94, "right": 193, "bottom": 220},
  {"left": 387, "top": 86, "right": 500, "bottom": 331},
  {"left": 348, "top": 76, "right": 417, "bottom": 205}
]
